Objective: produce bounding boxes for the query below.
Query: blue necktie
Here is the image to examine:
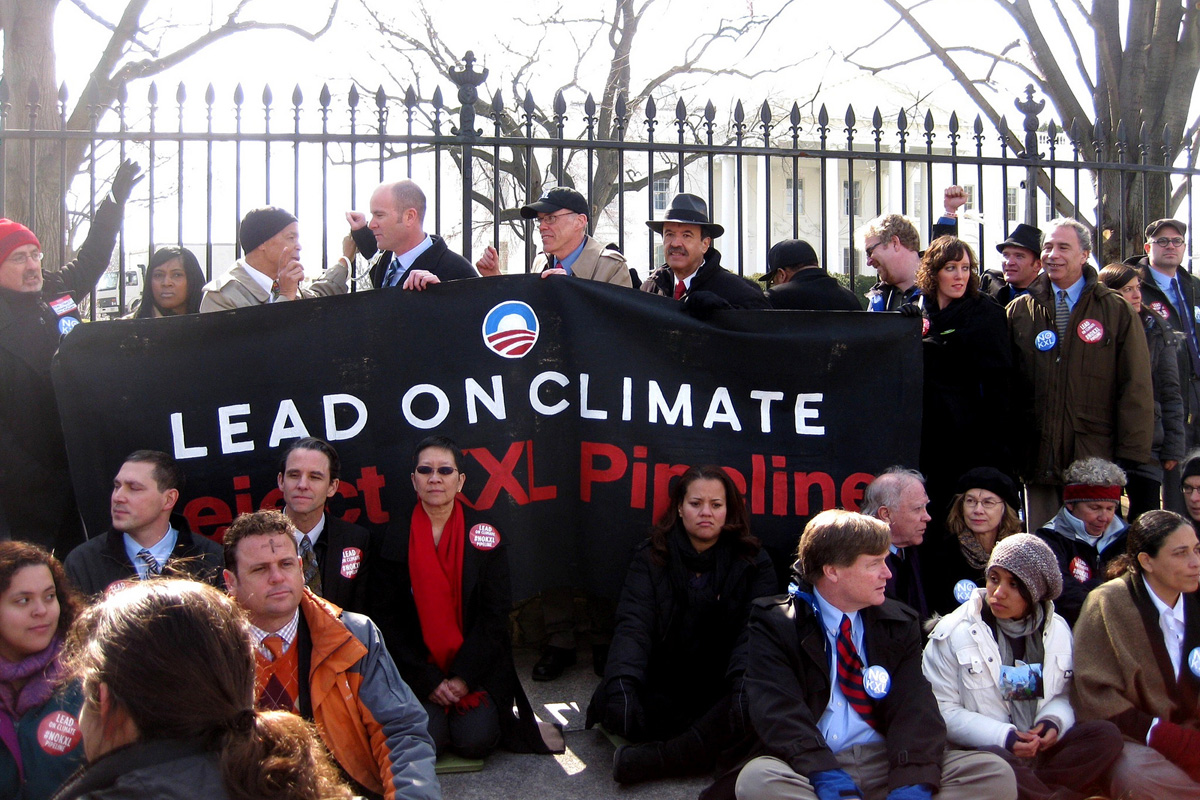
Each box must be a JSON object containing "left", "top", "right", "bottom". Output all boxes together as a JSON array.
[{"left": 381, "top": 256, "right": 404, "bottom": 287}]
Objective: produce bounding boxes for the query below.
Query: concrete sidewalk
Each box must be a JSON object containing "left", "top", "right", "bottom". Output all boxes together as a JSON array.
[{"left": 437, "top": 648, "right": 710, "bottom": 800}]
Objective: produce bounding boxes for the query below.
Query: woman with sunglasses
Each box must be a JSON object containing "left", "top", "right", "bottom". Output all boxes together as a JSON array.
[{"left": 367, "top": 435, "right": 562, "bottom": 760}]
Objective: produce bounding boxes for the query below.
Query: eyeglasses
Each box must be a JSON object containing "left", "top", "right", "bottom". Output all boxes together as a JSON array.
[
  {"left": 865, "top": 240, "right": 884, "bottom": 259},
  {"left": 537, "top": 211, "right": 577, "bottom": 228},
  {"left": 963, "top": 496, "right": 1002, "bottom": 510},
  {"left": 1182, "top": 484, "right": 1200, "bottom": 496},
  {"left": 4, "top": 250, "right": 44, "bottom": 266},
  {"left": 415, "top": 465, "right": 458, "bottom": 476},
  {"left": 1152, "top": 237, "right": 1186, "bottom": 248}
]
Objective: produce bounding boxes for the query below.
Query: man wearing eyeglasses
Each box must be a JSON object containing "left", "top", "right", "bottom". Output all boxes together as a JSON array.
[
  {"left": 1125, "top": 219, "right": 1200, "bottom": 512},
  {"left": 347, "top": 179, "right": 478, "bottom": 290},
  {"left": 863, "top": 213, "right": 925, "bottom": 313},
  {"left": 0, "top": 159, "right": 142, "bottom": 552}
]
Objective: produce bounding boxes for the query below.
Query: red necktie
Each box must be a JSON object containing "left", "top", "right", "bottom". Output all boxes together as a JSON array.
[
  {"left": 674, "top": 280, "right": 686, "bottom": 300},
  {"left": 836, "top": 615, "right": 876, "bottom": 728}
]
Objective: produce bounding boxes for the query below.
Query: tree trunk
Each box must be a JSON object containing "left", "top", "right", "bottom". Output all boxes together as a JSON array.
[{"left": 2, "top": 0, "right": 70, "bottom": 268}]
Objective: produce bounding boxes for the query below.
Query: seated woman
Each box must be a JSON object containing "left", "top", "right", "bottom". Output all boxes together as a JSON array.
[
  {"left": 53, "top": 579, "right": 350, "bottom": 800},
  {"left": 1073, "top": 510, "right": 1200, "bottom": 800},
  {"left": 930, "top": 466, "right": 1023, "bottom": 614},
  {"left": 586, "top": 465, "right": 777, "bottom": 784},
  {"left": 1034, "top": 457, "right": 1129, "bottom": 626},
  {"left": 923, "top": 533, "right": 1123, "bottom": 800},
  {"left": 1098, "top": 264, "right": 1185, "bottom": 518},
  {"left": 368, "top": 435, "right": 561, "bottom": 759},
  {"left": 914, "top": 235, "right": 1011, "bottom": 519},
  {"left": 131, "top": 246, "right": 204, "bottom": 317},
  {"left": 0, "top": 543, "right": 84, "bottom": 800}
]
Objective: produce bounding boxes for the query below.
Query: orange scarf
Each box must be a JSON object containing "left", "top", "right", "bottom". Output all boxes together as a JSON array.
[{"left": 409, "top": 501, "right": 466, "bottom": 673}]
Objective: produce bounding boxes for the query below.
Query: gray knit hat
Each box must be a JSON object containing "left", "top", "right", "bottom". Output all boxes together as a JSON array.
[{"left": 987, "top": 533, "right": 1063, "bottom": 604}]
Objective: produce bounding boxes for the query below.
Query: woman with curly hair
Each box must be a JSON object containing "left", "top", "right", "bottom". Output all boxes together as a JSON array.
[
  {"left": 587, "top": 465, "right": 777, "bottom": 784},
  {"left": 0, "top": 543, "right": 83, "bottom": 800},
  {"left": 50, "top": 579, "right": 351, "bottom": 800},
  {"left": 915, "top": 236, "right": 1013, "bottom": 527}
]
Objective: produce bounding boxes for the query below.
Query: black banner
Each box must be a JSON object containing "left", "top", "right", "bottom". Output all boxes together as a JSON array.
[{"left": 53, "top": 276, "right": 921, "bottom": 599}]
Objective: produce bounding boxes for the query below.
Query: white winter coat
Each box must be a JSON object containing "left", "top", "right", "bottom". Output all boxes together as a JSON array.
[{"left": 921, "top": 588, "right": 1075, "bottom": 749}]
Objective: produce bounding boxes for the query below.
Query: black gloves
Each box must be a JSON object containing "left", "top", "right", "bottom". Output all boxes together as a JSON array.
[
  {"left": 898, "top": 302, "right": 923, "bottom": 318},
  {"left": 682, "top": 290, "right": 732, "bottom": 320},
  {"left": 110, "top": 159, "right": 143, "bottom": 204}
]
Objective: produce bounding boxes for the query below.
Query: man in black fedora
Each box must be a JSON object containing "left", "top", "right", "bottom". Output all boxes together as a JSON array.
[
  {"left": 761, "top": 239, "right": 862, "bottom": 311},
  {"left": 641, "top": 193, "right": 769, "bottom": 313},
  {"left": 942, "top": 185, "right": 1042, "bottom": 305}
]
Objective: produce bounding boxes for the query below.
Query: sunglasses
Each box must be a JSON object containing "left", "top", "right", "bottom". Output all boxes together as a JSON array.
[{"left": 415, "top": 465, "right": 458, "bottom": 476}]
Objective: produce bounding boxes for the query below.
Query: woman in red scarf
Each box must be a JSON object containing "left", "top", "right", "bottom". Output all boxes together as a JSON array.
[
  {"left": 0, "top": 542, "right": 83, "bottom": 800},
  {"left": 368, "top": 435, "right": 562, "bottom": 758}
]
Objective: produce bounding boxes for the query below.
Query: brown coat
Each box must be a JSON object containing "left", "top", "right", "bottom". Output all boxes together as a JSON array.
[
  {"left": 1072, "top": 572, "right": 1200, "bottom": 741},
  {"left": 532, "top": 235, "right": 632, "bottom": 287},
  {"left": 1007, "top": 266, "right": 1154, "bottom": 485}
]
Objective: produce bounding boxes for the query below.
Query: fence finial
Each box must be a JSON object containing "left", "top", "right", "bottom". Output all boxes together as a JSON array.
[{"left": 449, "top": 50, "right": 488, "bottom": 138}]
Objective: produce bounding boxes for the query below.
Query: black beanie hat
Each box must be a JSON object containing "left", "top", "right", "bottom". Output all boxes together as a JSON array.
[
  {"left": 954, "top": 466, "right": 1020, "bottom": 512},
  {"left": 240, "top": 206, "right": 298, "bottom": 255}
]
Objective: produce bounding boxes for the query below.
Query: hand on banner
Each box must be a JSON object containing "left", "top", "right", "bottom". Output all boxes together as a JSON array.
[
  {"left": 402, "top": 269, "right": 441, "bottom": 291},
  {"left": 476, "top": 245, "right": 502, "bottom": 277},
  {"left": 345, "top": 210, "right": 367, "bottom": 230},
  {"left": 541, "top": 268, "right": 568, "bottom": 278},
  {"left": 682, "top": 290, "right": 732, "bottom": 320},
  {"left": 898, "top": 302, "right": 923, "bottom": 318}
]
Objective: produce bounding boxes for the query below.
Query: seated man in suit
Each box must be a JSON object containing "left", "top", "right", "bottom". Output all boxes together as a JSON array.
[
  {"left": 64, "top": 450, "right": 223, "bottom": 596},
  {"left": 278, "top": 437, "right": 371, "bottom": 614},
  {"left": 200, "top": 206, "right": 349, "bottom": 311},
  {"left": 733, "top": 510, "right": 1015, "bottom": 800},
  {"left": 347, "top": 179, "right": 477, "bottom": 290},
  {"left": 224, "top": 509, "right": 439, "bottom": 800}
]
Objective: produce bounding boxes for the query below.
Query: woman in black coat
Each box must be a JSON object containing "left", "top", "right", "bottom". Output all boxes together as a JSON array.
[
  {"left": 587, "top": 465, "right": 777, "bottom": 784},
  {"left": 367, "top": 435, "right": 562, "bottom": 759},
  {"left": 915, "top": 236, "right": 1013, "bottom": 522},
  {"left": 1099, "top": 264, "right": 1185, "bottom": 517}
]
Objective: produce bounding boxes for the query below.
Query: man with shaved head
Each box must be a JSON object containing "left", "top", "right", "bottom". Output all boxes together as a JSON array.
[{"left": 347, "top": 179, "right": 478, "bottom": 291}]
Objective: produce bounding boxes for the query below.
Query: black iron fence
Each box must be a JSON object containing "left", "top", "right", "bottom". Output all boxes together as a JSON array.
[{"left": 1, "top": 51, "right": 1196, "bottom": 318}]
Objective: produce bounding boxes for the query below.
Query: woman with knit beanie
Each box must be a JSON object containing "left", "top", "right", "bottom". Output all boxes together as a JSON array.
[
  {"left": 923, "top": 533, "right": 1123, "bottom": 800},
  {"left": 1074, "top": 510, "right": 1200, "bottom": 800},
  {"left": 1034, "top": 457, "right": 1129, "bottom": 626},
  {"left": 929, "top": 466, "right": 1024, "bottom": 614},
  {"left": 0, "top": 542, "right": 84, "bottom": 800}
]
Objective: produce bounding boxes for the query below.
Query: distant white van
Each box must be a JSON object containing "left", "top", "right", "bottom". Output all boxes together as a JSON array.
[{"left": 92, "top": 266, "right": 143, "bottom": 319}]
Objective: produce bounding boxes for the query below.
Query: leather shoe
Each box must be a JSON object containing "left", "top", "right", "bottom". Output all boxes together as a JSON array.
[
  {"left": 532, "top": 646, "right": 576, "bottom": 681},
  {"left": 613, "top": 742, "right": 666, "bottom": 784},
  {"left": 592, "top": 643, "right": 609, "bottom": 677}
]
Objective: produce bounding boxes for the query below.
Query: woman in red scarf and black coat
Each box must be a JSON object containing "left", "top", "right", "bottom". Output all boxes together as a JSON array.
[{"left": 367, "top": 435, "right": 563, "bottom": 759}]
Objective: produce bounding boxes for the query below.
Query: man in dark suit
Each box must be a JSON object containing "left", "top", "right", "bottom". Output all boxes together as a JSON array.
[
  {"left": 860, "top": 467, "right": 933, "bottom": 619},
  {"left": 64, "top": 450, "right": 222, "bottom": 597},
  {"left": 762, "top": 239, "right": 862, "bottom": 310},
  {"left": 278, "top": 437, "right": 371, "bottom": 614},
  {"left": 346, "top": 179, "right": 477, "bottom": 290}
]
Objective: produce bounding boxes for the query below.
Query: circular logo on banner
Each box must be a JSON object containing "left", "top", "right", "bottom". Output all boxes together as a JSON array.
[
  {"left": 37, "top": 711, "right": 81, "bottom": 755},
  {"left": 1077, "top": 319, "right": 1105, "bottom": 344},
  {"left": 339, "top": 547, "right": 363, "bottom": 579},
  {"left": 481, "top": 301, "right": 539, "bottom": 359},
  {"left": 1035, "top": 330, "right": 1057, "bottom": 351},
  {"left": 1190, "top": 647, "right": 1200, "bottom": 678},
  {"left": 863, "top": 665, "right": 891, "bottom": 699},
  {"left": 468, "top": 523, "right": 500, "bottom": 551},
  {"left": 58, "top": 316, "right": 79, "bottom": 336},
  {"left": 1069, "top": 557, "right": 1091, "bottom": 582},
  {"left": 1151, "top": 301, "right": 1171, "bottom": 320},
  {"left": 953, "top": 579, "right": 977, "bottom": 604}
]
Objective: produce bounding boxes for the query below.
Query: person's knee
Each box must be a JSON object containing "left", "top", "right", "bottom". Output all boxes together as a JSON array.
[
  {"left": 450, "top": 700, "right": 501, "bottom": 759},
  {"left": 734, "top": 756, "right": 808, "bottom": 800},
  {"left": 421, "top": 702, "right": 451, "bottom": 755}
]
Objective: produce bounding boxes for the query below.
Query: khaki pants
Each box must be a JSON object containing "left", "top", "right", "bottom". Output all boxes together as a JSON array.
[{"left": 734, "top": 746, "right": 1015, "bottom": 800}]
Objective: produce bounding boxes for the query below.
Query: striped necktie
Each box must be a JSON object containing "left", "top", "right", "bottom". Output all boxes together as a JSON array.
[
  {"left": 836, "top": 615, "right": 876, "bottom": 728},
  {"left": 382, "top": 256, "right": 404, "bottom": 287},
  {"left": 137, "top": 548, "right": 162, "bottom": 579},
  {"left": 1055, "top": 289, "right": 1070, "bottom": 343}
]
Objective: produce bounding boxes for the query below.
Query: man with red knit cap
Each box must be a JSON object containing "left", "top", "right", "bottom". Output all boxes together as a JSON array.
[{"left": 0, "top": 159, "right": 142, "bottom": 553}]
